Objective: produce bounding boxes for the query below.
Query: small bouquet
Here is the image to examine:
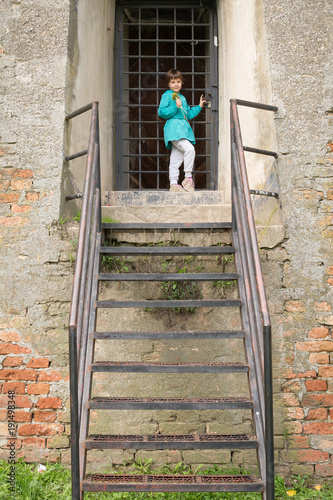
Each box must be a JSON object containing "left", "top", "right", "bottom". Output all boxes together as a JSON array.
[{"left": 172, "top": 92, "right": 188, "bottom": 121}]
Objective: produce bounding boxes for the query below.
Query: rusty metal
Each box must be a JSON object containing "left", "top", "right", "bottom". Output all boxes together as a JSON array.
[
  {"left": 97, "top": 298, "right": 241, "bottom": 309},
  {"left": 250, "top": 189, "right": 279, "bottom": 198},
  {"left": 66, "top": 101, "right": 101, "bottom": 500},
  {"left": 89, "top": 396, "right": 253, "bottom": 410},
  {"left": 85, "top": 433, "right": 258, "bottom": 450},
  {"left": 94, "top": 330, "right": 245, "bottom": 340},
  {"left": 100, "top": 245, "right": 235, "bottom": 256},
  {"left": 91, "top": 361, "right": 249, "bottom": 373},
  {"left": 230, "top": 98, "right": 276, "bottom": 499},
  {"left": 82, "top": 474, "right": 263, "bottom": 492},
  {"left": 98, "top": 272, "right": 238, "bottom": 282},
  {"left": 103, "top": 222, "right": 232, "bottom": 230}
]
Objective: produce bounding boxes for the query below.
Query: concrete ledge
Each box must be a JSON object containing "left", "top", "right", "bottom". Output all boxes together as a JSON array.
[{"left": 103, "top": 191, "right": 227, "bottom": 207}]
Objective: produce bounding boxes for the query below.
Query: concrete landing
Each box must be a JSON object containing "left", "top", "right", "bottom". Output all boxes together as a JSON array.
[{"left": 102, "top": 191, "right": 231, "bottom": 224}]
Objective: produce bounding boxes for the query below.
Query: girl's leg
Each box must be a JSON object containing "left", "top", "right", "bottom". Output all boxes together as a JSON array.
[
  {"left": 169, "top": 142, "right": 184, "bottom": 184},
  {"left": 173, "top": 139, "right": 195, "bottom": 177}
]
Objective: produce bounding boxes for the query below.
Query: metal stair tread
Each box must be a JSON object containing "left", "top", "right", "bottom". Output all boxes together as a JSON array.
[
  {"left": 91, "top": 361, "right": 249, "bottom": 373},
  {"left": 98, "top": 272, "right": 238, "bottom": 281},
  {"left": 96, "top": 298, "right": 242, "bottom": 308},
  {"left": 89, "top": 396, "right": 253, "bottom": 410},
  {"left": 100, "top": 245, "right": 235, "bottom": 255},
  {"left": 82, "top": 474, "right": 263, "bottom": 492},
  {"left": 85, "top": 433, "right": 258, "bottom": 450},
  {"left": 102, "top": 222, "right": 232, "bottom": 230},
  {"left": 94, "top": 330, "right": 245, "bottom": 340}
]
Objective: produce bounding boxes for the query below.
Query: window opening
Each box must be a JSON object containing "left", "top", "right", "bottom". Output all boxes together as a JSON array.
[{"left": 116, "top": 1, "right": 218, "bottom": 190}]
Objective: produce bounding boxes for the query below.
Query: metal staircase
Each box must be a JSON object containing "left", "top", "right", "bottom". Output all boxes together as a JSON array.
[{"left": 66, "top": 99, "right": 277, "bottom": 499}]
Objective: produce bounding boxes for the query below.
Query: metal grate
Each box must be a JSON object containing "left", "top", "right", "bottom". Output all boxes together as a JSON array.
[
  {"left": 89, "top": 474, "right": 257, "bottom": 484},
  {"left": 116, "top": 1, "right": 218, "bottom": 190}
]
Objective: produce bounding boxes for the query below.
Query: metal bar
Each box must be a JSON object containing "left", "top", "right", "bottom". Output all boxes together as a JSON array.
[
  {"left": 100, "top": 246, "right": 235, "bottom": 256},
  {"left": 97, "top": 299, "right": 241, "bottom": 309},
  {"left": 264, "top": 325, "right": 275, "bottom": 500},
  {"left": 65, "top": 150, "right": 89, "bottom": 162},
  {"left": 235, "top": 99, "right": 278, "bottom": 112},
  {"left": 65, "top": 103, "right": 94, "bottom": 120},
  {"left": 82, "top": 478, "right": 263, "bottom": 494},
  {"left": 68, "top": 326, "right": 80, "bottom": 500},
  {"left": 98, "top": 272, "right": 238, "bottom": 282},
  {"left": 65, "top": 193, "right": 83, "bottom": 201},
  {"left": 243, "top": 146, "right": 277, "bottom": 158},
  {"left": 79, "top": 229, "right": 101, "bottom": 489},
  {"left": 250, "top": 189, "right": 279, "bottom": 199},
  {"left": 89, "top": 397, "right": 253, "bottom": 411},
  {"left": 68, "top": 102, "right": 98, "bottom": 328},
  {"left": 231, "top": 100, "right": 271, "bottom": 327},
  {"left": 94, "top": 330, "right": 245, "bottom": 340},
  {"left": 91, "top": 361, "right": 249, "bottom": 373},
  {"left": 102, "top": 222, "right": 232, "bottom": 230}
]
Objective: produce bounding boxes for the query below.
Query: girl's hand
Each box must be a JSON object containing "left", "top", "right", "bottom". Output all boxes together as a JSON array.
[
  {"left": 199, "top": 94, "right": 207, "bottom": 108},
  {"left": 175, "top": 98, "right": 182, "bottom": 108}
]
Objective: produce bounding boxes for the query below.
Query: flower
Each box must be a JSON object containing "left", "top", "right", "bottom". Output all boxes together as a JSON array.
[
  {"left": 171, "top": 92, "right": 188, "bottom": 121},
  {"left": 286, "top": 490, "right": 297, "bottom": 497},
  {"left": 314, "top": 485, "right": 321, "bottom": 491}
]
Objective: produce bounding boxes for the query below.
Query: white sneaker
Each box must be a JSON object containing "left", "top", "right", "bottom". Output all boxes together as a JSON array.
[
  {"left": 170, "top": 184, "right": 185, "bottom": 192},
  {"left": 182, "top": 177, "right": 195, "bottom": 192}
]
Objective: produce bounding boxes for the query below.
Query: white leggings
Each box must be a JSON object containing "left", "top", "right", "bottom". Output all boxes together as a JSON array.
[{"left": 169, "top": 139, "right": 195, "bottom": 182}]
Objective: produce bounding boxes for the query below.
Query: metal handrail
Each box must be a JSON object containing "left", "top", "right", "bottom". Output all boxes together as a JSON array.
[
  {"left": 230, "top": 98, "right": 276, "bottom": 500},
  {"left": 66, "top": 101, "right": 101, "bottom": 500}
]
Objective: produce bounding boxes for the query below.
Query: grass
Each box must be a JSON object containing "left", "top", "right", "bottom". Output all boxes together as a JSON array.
[{"left": 0, "top": 460, "right": 333, "bottom": 499}]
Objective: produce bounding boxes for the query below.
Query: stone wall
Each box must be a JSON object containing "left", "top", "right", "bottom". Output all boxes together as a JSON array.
[
  {"left": 0, "top": 0, "right": 73, "bottom": 462},
  {"left": 263, "top": 0, "right": 333, "bottom": 477}
]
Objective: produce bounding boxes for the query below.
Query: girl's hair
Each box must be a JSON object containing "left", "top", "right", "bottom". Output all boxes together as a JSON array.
[{"left": 166, "top": 69, "right": 184, "bottom": 83}]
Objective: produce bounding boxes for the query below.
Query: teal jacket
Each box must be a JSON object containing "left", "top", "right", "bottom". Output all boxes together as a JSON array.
[{"left": 158, "top": 90, "right": 202, "bottom": 149}]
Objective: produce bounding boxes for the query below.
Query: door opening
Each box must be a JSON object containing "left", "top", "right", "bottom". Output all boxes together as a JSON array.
[{"left": 116, "top": 1, "right": 218, "bottom": 190}]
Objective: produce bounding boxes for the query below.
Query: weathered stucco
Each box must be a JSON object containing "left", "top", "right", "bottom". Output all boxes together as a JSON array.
[{"left": 0, "top": 0, "right": 332, "bottom": 479}]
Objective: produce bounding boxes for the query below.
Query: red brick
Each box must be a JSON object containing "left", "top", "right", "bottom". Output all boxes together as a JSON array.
[
  {"left": 305, "top": 380, "right": 327, "bottom": 391},
  {"left": 296, "top": 371, "right": 317, "bottom": 379},
  {"left": 326, "top": 266, "right": 333, "bottom": 275},
  {"left": 315, "top": 464, "right": 333, "bottom": 476},
  {"left": 10, "top": 179, "right": 32, "bottom": 190},
  {"left": 0, "top": 343, "right": 31, "bottom": 355},
  {"left": 0, "top": 193, "right": 20, "bottom": 203},
  {"left": 302, "top": 394, "right": 333, "bottom": 407},
  {"left": 37, "top": 397, "right": 62, "bottom": 409},
  {"left": 27, "top": 383, "right": 49, "bottom": 395},
  {"left": 11, "top": 205, "right": 31, "bottom": 214},
  {"left": 303, "top": 423, "right": 333, "bottom": 434},
  {"left": 0, "top": 395, "right": 32, "bottom": 408},
  {"left": 2, "top": 356, "right": 23, "bottom": 367},
  {"left": 285, "top": 421, "right": 303, "bottom": 434},
  {"left": 0, "top": 216, "right": 27, "bottom": 226},
  {"left": 296, "top": 340, "right": 333, "bottom": 352},
  {"left": 307, "top": 409, "right": 328, "bottom": 420},
  {"left": 309, "top": 327, "right": 329, "bottom": 339},
  {"left": 0, "top": 331, "right": 21, "bottom": 342},
  {"left": 3, "top": 381, "right": 26, "bottom": 394},
  {"left": 309, "top": 353, "right": 330, "bottom": 364},
  {"left": 0, "top": 369, "right": 37, "bottom": 381},
  {"left": 289, "top": 436, "right": 310, "bottom": 448},
  {"left": 327, "top": 277, "right": 333, "bottom": 286},
  {"left": 292, "top": 450, "right": 329, "bottom": 463},
  {"left": 0, "top": 409, "right": 7, "bottom": 420},
  {"left": 11, "top": 169, "right": 33, "bottom": 179},
  {"left": 26, "top": 358, "right": 49, "bottom": 369},
  {"left": 286, "top": 407, "right": 305, "bottom": 419},
  {"left": 22, "top": 437, "right": 46, "bottom": 448},
  {"left": 283, "top": 393, "right": 300, "bottom": 407},
  {"left": 285, "top": 300, "right": 306, "bottom": 313},
  {"left": 33, "top": 410, "right": 57, "bottom": 423},
  {"left": 17, "top": 423, "right": 63, "bottom": 436},
  {"left": 25, "top": 192, "right": 39, "bottom": 201},
  {"left": 38, "top": 371, "right": 62, "bottom": 382},
  {"left": 318, "top": 366, "right": 333, "bottom": 377},
  {"left": 13, "top": 410, "right": 32, "bottom": 423},
  {"left": 315, "top": 303, "right": 332, "bottom": 312}
]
